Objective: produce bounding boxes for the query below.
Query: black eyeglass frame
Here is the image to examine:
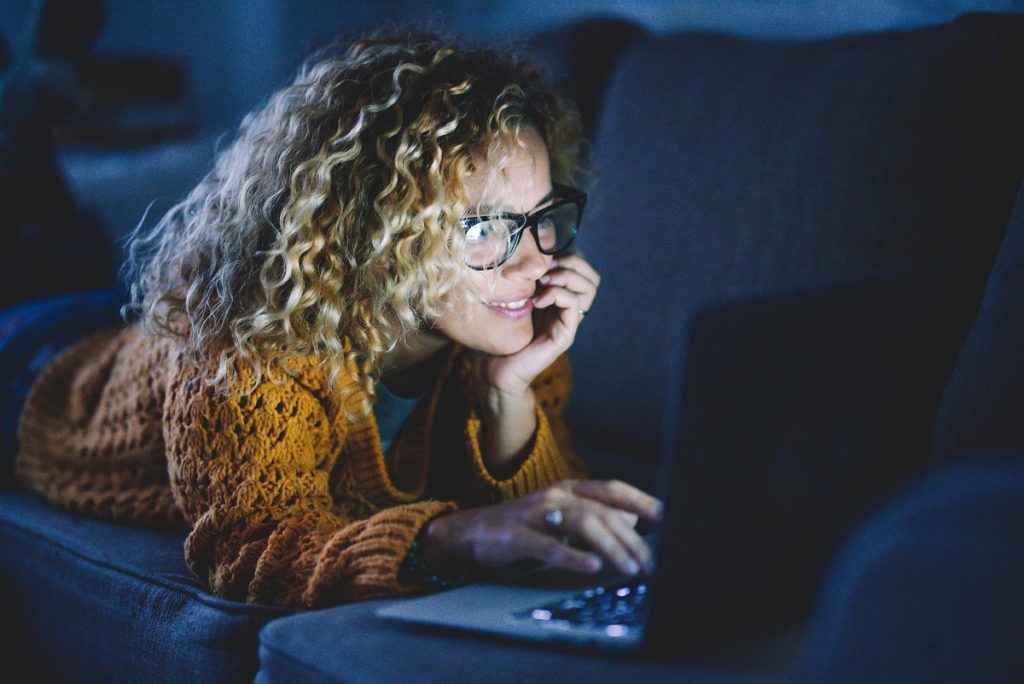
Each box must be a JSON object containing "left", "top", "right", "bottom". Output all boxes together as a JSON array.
[{"left": 460, "top": 182, "right": 587, "bottom": 271}]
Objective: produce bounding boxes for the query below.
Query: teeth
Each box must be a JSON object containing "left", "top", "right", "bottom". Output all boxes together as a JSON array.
[{"left": 490, "top": 298, "right": 528, "bottom": 310}]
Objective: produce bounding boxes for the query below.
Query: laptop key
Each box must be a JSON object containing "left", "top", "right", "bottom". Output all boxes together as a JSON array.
[{"left": 514, "top": 579, "right": 651, "bottom": 632}]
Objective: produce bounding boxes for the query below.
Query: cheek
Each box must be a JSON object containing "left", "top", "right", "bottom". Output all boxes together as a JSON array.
[
  {"left": 439, "top": 274, "right": 486, "bottom": 320},
  {"left": 463, "top": 269, "right": 496, "bottom": 296},
  {"left": 434, "top": 295, "right": 535, "bottom": 354},
  {"left": 432, "top": 272, "right": 536, "bottom": 353},
  {"left": 443, "top": 271, "right": 495, "bottom": 320}
]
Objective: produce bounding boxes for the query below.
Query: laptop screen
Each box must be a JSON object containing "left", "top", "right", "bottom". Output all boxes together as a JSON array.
[{"left": 646, "top": 271, "right": 965, "bottom": 649}]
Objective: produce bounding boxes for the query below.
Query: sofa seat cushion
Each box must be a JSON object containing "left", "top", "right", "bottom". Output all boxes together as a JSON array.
[
  {"left": 256, "top": 596, "right": 803, "bottom": 684},
  {"left": 0, "top": 489, "right": 293, "bottom": 684}
]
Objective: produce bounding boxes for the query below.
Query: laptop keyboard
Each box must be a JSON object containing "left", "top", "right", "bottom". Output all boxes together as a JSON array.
[{"left": 513, "top": 579, "right": 650, "bottom": 637}]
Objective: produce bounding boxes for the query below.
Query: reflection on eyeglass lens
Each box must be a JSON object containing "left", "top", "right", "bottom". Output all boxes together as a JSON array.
[
  {"left": 464, "top": 218, "right": 521, "bottom": 269},
  {"left": 461, "top": 194, "right": 582, "bottom": 269}
]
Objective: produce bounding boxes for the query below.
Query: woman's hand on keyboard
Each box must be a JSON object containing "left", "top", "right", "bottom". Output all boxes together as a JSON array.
[{"left": 418, "top": 479, "right": 663, "bottom": 578}]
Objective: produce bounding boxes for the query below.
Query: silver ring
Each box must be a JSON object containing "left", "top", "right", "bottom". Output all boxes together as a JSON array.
[
  {"left": 578, "top": 309, "right": 587, "bottom": 320},
  {"left": 544, "top": 508, "right": 564, "bottom": 529}
]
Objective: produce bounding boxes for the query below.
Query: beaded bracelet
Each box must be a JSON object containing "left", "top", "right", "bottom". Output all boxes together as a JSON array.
[{"left": 400, "top": 534, "right": 466, "bottom": 590}]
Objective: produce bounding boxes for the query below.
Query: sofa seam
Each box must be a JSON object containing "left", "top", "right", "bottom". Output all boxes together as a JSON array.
[{"left": 258, "top": 640, "right": 348, "bottom": 684}]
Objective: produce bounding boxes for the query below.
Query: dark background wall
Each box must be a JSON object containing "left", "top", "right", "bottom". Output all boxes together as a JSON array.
[
  {"left": 4, "top": 0, "right": 1023, "bottom": 133},
  {"left": 2, "top": 0, "right": 1023, "bottom": 243}
]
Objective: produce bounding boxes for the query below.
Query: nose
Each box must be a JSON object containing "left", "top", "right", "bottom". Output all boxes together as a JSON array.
[{"left": 501, "top": 227, "right": 551, "bottom": 281}]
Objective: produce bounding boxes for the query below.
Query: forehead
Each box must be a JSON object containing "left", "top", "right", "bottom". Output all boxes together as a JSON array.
[{"left": 465, "top": 127, "right": 552, "bottom": 212}]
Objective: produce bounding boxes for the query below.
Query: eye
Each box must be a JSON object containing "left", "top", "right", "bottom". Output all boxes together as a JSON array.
[
  {"left": 464, "top": 218, "right": 519, "bottom": 243},
  {"left": 464, "top": 220, "right": 492, "bottom": 242}
]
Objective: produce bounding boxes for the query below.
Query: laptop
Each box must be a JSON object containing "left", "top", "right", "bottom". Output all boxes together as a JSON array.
[{"left": 377, "top": 271, "right": 962, "bottom": 655}]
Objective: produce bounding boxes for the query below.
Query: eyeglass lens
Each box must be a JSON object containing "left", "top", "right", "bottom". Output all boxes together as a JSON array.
[{"left": 463, "top": 201, "right": 580, "bottom": 269}]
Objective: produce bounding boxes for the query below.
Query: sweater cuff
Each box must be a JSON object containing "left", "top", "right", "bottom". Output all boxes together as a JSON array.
[
  {"left": 464, "top": 405, "right": 576, "bottom": 501},
  {"left": 304, "top": 499, "right": 458, "bottom": 606}
]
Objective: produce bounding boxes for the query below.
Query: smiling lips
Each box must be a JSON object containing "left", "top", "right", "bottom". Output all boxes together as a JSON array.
[{"left": 484, "top": 296, "right": 535, "bottom": 319}]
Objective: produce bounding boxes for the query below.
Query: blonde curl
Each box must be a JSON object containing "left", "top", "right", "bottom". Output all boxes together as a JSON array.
[{"left": 123, "top": 33, "right": 584, "bottom": 418}]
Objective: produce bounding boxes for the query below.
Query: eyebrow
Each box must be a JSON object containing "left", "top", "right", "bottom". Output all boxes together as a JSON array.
[{"left": 473, "top": 189, "right": 556, "bottom": 215}]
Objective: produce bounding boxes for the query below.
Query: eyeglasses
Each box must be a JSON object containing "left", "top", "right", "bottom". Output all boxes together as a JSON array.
[{"left": 460, "top": 183, "right": 587, "bottom": 270}]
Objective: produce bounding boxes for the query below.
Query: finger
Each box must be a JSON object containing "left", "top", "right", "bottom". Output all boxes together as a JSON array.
[
  {"left": 519, "top": 528, "right": 602, "bottom": 573},
  {"left": 530, "top": 286, "right": 581, "bottom": 348},
  {"left": 491, "top": 325, "right": 570, "bottom": 383},
  {"left": 604, "top": 509, "right": 655, "bottom": 575},
  {"left": 568, "top": 479, "right": 664, "bottom": 521},
  {"left": 615, "top": 510, "right": 639, "bottom": 528},
  {"left": 548, "top": 262, "right": 598, "bottom": 314},
  {"left": 564, "top": 507, "right": 641, "bottom": 577},
  {"left": 551, "top": 254, "right": 601, "bottom": 288},
  {"left": 531, "top": 283, "right": 581, "bottom": 314},
  {"left": 539, "top": 268, "right": 597, "bottom": 308},
  {"left": 544, "top": 262, "right": 598, "bottom": 290}
]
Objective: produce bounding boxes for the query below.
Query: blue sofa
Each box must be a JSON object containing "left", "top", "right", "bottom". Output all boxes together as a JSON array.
[{"left": 2, "top": 12, "right": 1022, "bottom": 683}]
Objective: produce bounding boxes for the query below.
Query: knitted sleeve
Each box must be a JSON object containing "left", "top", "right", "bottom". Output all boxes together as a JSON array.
[
  {"left": 16, "top": 327, "right": 184, "bottom": 527},
  {"left": 460, "top": 353, "right": 588, "bottom": 504},
  {"left": 163, "top": 358, "right": 456, "bottom": 609}
]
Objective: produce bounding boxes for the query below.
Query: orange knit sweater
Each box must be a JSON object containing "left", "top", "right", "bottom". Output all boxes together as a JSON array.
[{"left": 14, "top": 324, "right": 585, "bottom": 609}]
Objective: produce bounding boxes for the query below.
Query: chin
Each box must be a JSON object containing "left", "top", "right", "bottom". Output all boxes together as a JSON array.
[
  {"left": 439, "top": 301, "right": 537, "bottom": 356},
  {"left": 487, "top": 330, "right": 534, "bottom": 356},
  {"left": 479, "top": 319, "right": 534, "bottom": 356}
]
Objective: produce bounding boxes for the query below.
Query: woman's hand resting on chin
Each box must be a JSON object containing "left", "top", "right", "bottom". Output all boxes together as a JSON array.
[
  {"left": 479, "top": 253, "right": 601, "bottom": 397},
  {"left": 428, "top": 255, "right": 636, "bottom": 580},
  {"left": 470, "top": 254, "right": 601, "bottom": 478}
]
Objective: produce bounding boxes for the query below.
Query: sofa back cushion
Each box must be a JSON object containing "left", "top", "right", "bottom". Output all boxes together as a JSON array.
[
  {"left": 567, "top": 13, "right": 1024, "bottom": 460},
  {"left": 524, "top": 17, "right": 647, "bottom": 140}
]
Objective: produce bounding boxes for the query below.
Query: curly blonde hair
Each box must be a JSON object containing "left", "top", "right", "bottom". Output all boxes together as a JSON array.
[{"left": 124, "top": 33, "right": 584, "bottom": 412}]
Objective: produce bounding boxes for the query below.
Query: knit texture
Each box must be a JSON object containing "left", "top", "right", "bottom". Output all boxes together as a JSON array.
[{"left": 15, "top": 324, "right": 585, "bottom": 609}]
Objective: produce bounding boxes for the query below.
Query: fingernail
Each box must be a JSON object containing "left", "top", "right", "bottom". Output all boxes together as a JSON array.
[
  {"left": 588, "top": 555, "right": 603, "bottom": 572},
  {"left": 654, "top": 501, "right": 665, "bottom": 519},
  {"left": 540, "top": 275, "right": 550, "bottom": 283},
  {"left": 624, "top": 559, "right": 640, "bottom": 576}
]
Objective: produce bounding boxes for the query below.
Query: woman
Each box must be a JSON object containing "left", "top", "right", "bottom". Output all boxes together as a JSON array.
[{"left": 14, "top": 35, "right": 661, "bottom": 609}]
